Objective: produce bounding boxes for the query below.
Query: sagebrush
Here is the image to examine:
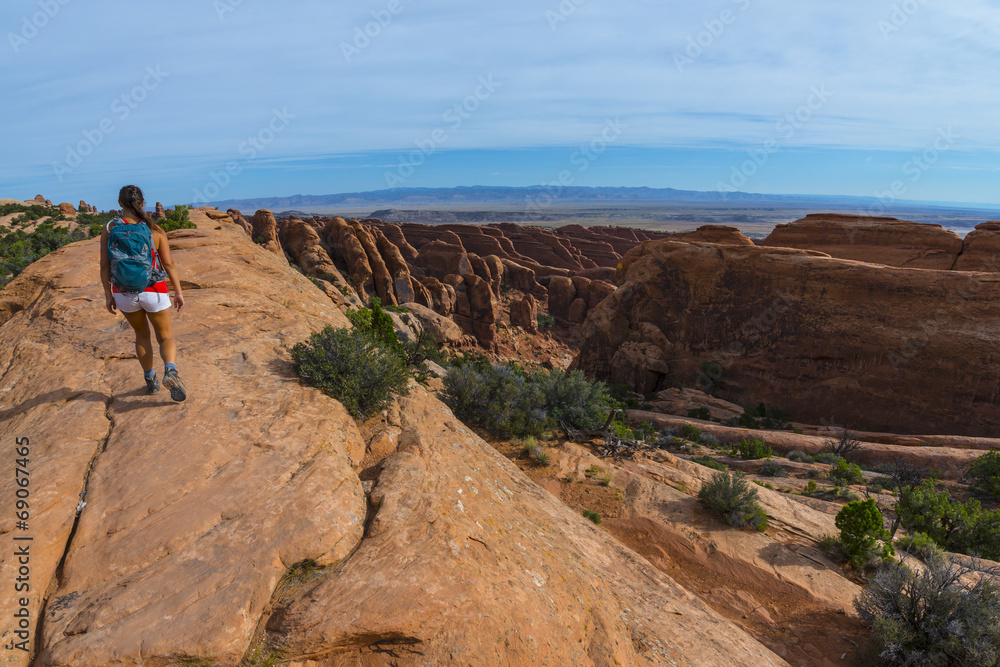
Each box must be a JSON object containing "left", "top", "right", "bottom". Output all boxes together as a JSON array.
[{"left": 698, "top": 471, "right": 768, "bottom": 531}]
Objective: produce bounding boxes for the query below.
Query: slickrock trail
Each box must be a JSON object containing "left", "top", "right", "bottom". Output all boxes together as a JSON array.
[{"left": 0, "top": 210, "right": 787, "bottom": 665}]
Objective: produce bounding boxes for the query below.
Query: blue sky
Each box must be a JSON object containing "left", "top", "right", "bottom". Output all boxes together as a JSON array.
[{"left": 2, "top": 0, "right": 999, "bottom": 210}]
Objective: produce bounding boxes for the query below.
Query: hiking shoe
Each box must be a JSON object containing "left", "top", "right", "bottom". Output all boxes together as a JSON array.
[
  {"left": 145, "top": 372, "right": 160, "bottom": 395},
  {"left": 162, "top": 368, "right": 187, "bottom": 402}
]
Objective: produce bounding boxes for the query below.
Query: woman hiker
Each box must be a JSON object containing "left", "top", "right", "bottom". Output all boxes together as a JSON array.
[{"left": 100, "top": 185, "right": 188, "bottom": 401}]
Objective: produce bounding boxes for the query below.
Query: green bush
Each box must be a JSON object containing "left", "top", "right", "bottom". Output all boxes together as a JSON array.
[
  {"left": 759, "top": 460, "right": 787, "bottom": 477},
  {"left": 786, "top": 450, "right": 815, "bottom": 464},
  {"left": 690, "top": 455, "right": 727, "bottom": 471},
  {"left": 687, "top": 407, "right": 711, "bottom": 420},
  {"left": 536, "top": 313, "right": 555, "bottom": 330},
  {"left": 582, "top": 509, "right": 601, "bottom": 525},
  {"left": 680, "top": 423, "right": 702, "bottom": 442},
  {"left": 855, "top": 555, "right": 1000, "bottom": 666},
  {"left": 969, "top": 451, "right": 1000, "bottom": 501},
  {"left": 697, "top": 471, "right": 768, "bottom": 531},
  {"left": 159, "top": 204, "right": 195, "bottom": 232},
  {"left": 813, "top": 452, "right": 843, "bottom": 465},
  {"left": 896, "top": 480, "right": 1000, "bottom": 560},
  {"left": 0, "top": 222, "right": 90, "bottom": 287},
  {"left": 697, "top": 432, "right": 720, "bottom": 448},
  {"left": 829, "top": 458, "right": 864, "bottom": 486},
  {"left": 897, "top": 531, "right": 945, "bottom": 562},
  {"left": 443, "top": 364, "right": 549, "bottom": 439},
  {"left": 835, "top": 500, "right": 894, "bottom": 568},
  {"left": 731, "top": 437, "right": 773, "bottom": 460},
  {"left": 346, "top": 297, "right": 399, "bottom": 348},
  {"left": 536, "top": 369, "right": 612, "bottom": 432},
  {"left": 291, "top": 326, "right": 410, "bottom": 419}
]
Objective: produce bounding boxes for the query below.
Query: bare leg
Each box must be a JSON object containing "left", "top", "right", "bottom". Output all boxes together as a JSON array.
[
  {"left": 122, "top": 310, "right": 154, "bottom": 372},
  {"left": 146, "top": 308, "right": 176, "bottom": 365}
]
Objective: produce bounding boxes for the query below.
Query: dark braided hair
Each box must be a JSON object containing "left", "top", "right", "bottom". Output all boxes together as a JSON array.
[{"left": 118, "top": 185, "right": 163, "bottom": 233}]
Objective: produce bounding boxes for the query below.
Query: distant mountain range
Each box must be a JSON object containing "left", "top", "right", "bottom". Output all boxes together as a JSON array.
[
  {"left": 198, "top": 186, "right": 1000, "bottom": 229},
  {"left": 198, "top": 185, "right": 914, "bottom": 211}
]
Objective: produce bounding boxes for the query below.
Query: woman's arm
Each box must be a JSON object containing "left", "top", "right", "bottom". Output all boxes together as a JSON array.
[
  {"left": 100, "top": 226, "right": 115, "bottom": 313},
  {"left": 155, "top": 230, "right": 185, "bottom": 311}
]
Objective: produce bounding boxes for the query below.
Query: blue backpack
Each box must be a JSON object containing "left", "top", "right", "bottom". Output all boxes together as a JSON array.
[{"left": 107, "top": 219, "right": 165, "bottom": 292}]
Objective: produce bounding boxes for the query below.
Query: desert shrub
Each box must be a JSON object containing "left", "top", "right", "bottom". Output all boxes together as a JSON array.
[
  {"left": 731, "top": 437, "right": 773, "bottom": 460},
  {"left": 813, "top": 452, "right": 843, "bottom": 465},
  {"left": 448, "top": 351, "right": 492, "bottom": 372},
  {"left": 346, "top": 297, "right": 398, "bottom": 348},
  {"left": 442, "top": 364, "right": 549, "bottom": 439},
  {"left": 0, "top": 222, "right": 91, "bottom": 287},
  {"left": 897, "top": 531, "right": 946, "bottom": 562},
  {"left": 969, "top": 451, "right": 1000, "bottom": 501},
  {"left": 697, "top": 432, "right": 720, "bottom": 448},
  {"left": 867, "top": 475, "right": 897, "bottom": 494},
  {"left": 697, "top": 471, "right": 768, "bottom": 531},
  {"left": 829, "top": 458, "right": 864, "bottom": 486},
  {"left": 519, "top": 436, "right": 539, "bottom": 455},
  {"left": 825, "top": 427, "right": 862, "bottom": 459},
  {"left": 687, "top": 407, "right": 711, "bottom": 420},
  {"left": 786, "top": 450, "right": 815, "bottom": 464},
  {"left": 291, "top": 326, "right": 410, "bottom": 419},
  {"left": 896, "top": 480, "right": 1000, "bottom": 560},
  {"left": 835, "top": 500, "right": 894, "bottom": 568},
  {"left": 536, "top": 313, "right": 555, "bottom": 330},
  {"left": 607, "top": 383, "right": 640, "bottom": 409},
  {"left": 531, "top": 450, "right": 550, "bottom": 466},
  {"left": 759, "top": 460, "right": 788, "bottom": 477},
  {"left": 855, "top": 554, "right": 1000, "bottom": 666},
  {"left": 802, "top": 480, "right": 819, "bottom": 496},
  {"left": 582, "top": 509, "right": 602, "bottom": 525},
  {"left": 735, "top": 402, "right": 791, "bottom": 430},
  {"left": 158, "top": 204, "right": 195, "bottom": 232},
  {"left": 690, "top": 455, "right": 727, "bottom": 471},
  {"left": 680, "top": 423, "right": 702, "bottom": 442},
  {"left": 535, "top": 369, "right": 612, "bottom": 432}
]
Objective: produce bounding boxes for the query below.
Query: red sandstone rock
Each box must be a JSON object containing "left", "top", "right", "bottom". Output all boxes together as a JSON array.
[
  {"left": 226, "top": 209, "right": 252, "bottom": 236},
  {"left": 419, "top": 276, "right": 456, "bottom": 315},
  {"left": 547, "top": 276, "right": 576, "bottom": 321},
  {"left": 350, "top": 221, "right": 397, "bottom": 305},
  {"left": 278, "top": 217, "right": 353, "bottom": 301},
  {"left": 579, "top": 239, "right": 1000, "bottom": 436},
  {"left": 673, "top": 225, "right": 754, "bottom": 245},
  {"left": 761, "top": 213, "right": 963, "bottom": 269},
  {"left": 510, "top": 294, "right": 538, "bottom": 333},
  {"left": 375, "top": 229, "right": 416, "bottom": 303},
  {"left": 155, "top": 202, "right": 166, "bottom": 219},
  {"left": 34, "top": 194, "right": 45, "bottom": 203},
  {"left": 588, "top": 279, "right": 616, "bottom": 308},
  {"left": 57, "top": 202, "right": 75, "bottom": 216},
  {"left": 250, "top": 209, "right": 287, "bottom": 263},
  {"left": 567, "top": 297, "right": 588, "bottom": 323},
  {"left": 322, "top": 217, "right": 375, "bottom": 299},
  {"left": 954, "top": 221, "right": 1000, "bottom": 272},
  {"left": 416, "top": 240, "right": 473, "bottom": 279}
]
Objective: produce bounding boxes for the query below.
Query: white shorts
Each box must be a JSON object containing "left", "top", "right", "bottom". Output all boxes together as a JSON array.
[{"left": 113, "top": 291, "right": 171, "bottom": 313}]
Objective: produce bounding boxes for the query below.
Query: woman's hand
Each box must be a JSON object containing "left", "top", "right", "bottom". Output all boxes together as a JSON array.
[
  {"left": 105, "top": 293, "right": 117, "bottom": 314},
  {"left": 174, "top": 290, "right": 185, "bottom": 312}
]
